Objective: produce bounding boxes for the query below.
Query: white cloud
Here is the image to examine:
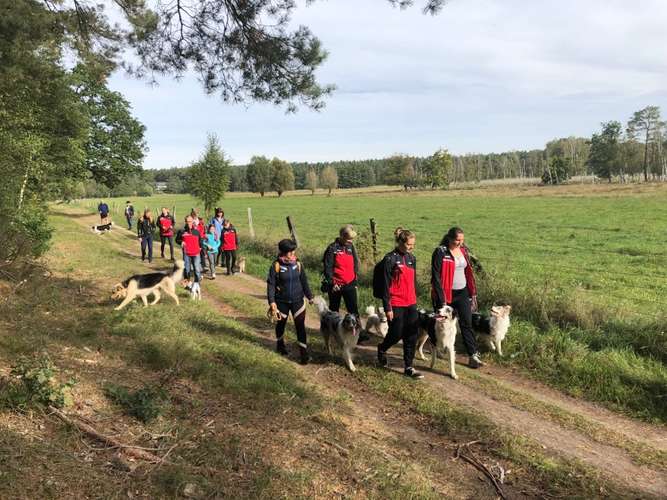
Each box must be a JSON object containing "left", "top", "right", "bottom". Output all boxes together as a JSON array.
[{"left": 108, "top": 0, "right": 667, "bottom": 167}]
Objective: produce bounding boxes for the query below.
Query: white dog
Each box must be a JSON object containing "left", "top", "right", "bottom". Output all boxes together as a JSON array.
[
  {"left": 416, "top": 306, "right": 459, "bottom": 380},
  {"left": 473, "top": 305, "right": 512, "bottom": 356},
  {"left": 363, "top": 305, "right": 389, "bottom": 338},
  {"left": 313, "top": 296, "right": 360, "bottom": 372},
  {"left": 189, "top": 281, "right": 202, "bottom": 300}
]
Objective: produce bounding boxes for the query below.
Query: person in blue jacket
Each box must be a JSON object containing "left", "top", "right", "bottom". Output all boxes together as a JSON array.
[
  {"left": 267, "top": 239, "right": 314, "bottom": 364},
  {"left": 203, "top": 224, "right": 221, "bottom": 279}
]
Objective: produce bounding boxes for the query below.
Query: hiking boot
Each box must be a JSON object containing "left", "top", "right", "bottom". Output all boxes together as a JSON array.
[
  {"left": 468, "top": 352, "right": 484, "bottom": 369},
  {"left": 404, "top": 367, "right": 424, "bottom": 380},
  {"left": 276, "top": 339, "right": 288, "bottom": 356},
  {"left": 377, "top": 347, "right": 388, "bottom": 368},
  {"left": 298, "top": 346, "right": 310, "bottom": 365},
  {"left": 357, "top": 331, "right": 371, "bottom": 345}
]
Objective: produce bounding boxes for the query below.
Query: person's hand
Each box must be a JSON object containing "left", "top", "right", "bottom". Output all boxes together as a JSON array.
[
  {"left": 386, "top": 310, "right": 394, "bottom": 321},
  {"left": 308, "top": 298, "right": 314, "bottom": 305},
  {"left": 270, "top": 302, "right": 277, "bottom": 311},
  {"left": 471, "top": 295, "right": 479, "bottom": 312},
  {"left": 332, "top": 284, "right": 341, "bottom": 292}
]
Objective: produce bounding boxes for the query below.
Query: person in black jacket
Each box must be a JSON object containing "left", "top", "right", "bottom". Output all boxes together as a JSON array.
[
  {"left": 376, "top": 228, "right": 423, "bottom": 379},
  {"left": 322, "top": 225, "right": 369, "bottom": 343},
  {"left": 267, "top": 239, "right": 314, "bottom": 364},
  {"left": 137, "top": 209, "right": 156, "bottom": 263}
]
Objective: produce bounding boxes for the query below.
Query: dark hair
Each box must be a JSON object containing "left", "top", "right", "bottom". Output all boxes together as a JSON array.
[
  {"left": 216, "top": 208, "right": 224, "bottom": 216},
  {"left": 394, "top": 227, "right": 415, "bottom": 245},
  {"left": 278, "top": 238, "right": 297, "bottom": 254},
  {"left": 208, "top": 224, "right": 216, "bottom": 230},
  {"left": 440, "top": 227, "right": 464, "bottom": 247}
]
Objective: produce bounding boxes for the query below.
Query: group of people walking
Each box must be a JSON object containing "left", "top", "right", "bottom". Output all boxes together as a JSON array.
[{"left": 266, "top": 224, "right": 483, "bottom": 377}]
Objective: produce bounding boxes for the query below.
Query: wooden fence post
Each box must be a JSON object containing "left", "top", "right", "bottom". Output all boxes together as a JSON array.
[
  {"left": 370, "top": 218, "right": 378, "bottom": 263},
  {"left": 286, "top": 216, "right": 299, "bottom": 248},
  {"left": 247, "top": 207, "right": 255, "bottom": 239}
]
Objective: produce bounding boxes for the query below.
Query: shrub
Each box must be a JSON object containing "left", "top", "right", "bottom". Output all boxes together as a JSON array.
[
  {"left": 104, "top": 383, "right": 167, "bottom": 423},
  {"left": 0, "top": 354, "right": 74, "bottom": 410}
]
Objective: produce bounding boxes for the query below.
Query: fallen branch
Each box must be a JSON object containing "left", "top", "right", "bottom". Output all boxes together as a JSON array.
[
  {"left": 49, "top": 406, "right": 168, "bottom": 464},
  {"left": 455, "top": 441, "right": 507, "bottom": 500}
]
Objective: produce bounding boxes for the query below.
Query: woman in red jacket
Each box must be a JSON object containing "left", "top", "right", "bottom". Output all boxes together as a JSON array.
[
  {"left": 431, "top": 226, "right": 483, "bottom": 368},
  {"left": 221, "top": 219, "right": 239, "bottom": 275},
  {"left": 376, "top": 228, "right": 423, "bottom": 379}
]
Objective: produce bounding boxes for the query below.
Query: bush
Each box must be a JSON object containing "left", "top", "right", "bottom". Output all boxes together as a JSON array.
[
  {"left": 0, "top": 354, "right": 74, "bottom": 410},
  {"left": 104, "top": 383, "right": 167, "bottom": 423},
  {"left": 0, "top": 203, "right": 54, "bottom": 263}
]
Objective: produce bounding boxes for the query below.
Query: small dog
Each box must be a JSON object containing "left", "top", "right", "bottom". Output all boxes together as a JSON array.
[
  {"left": 234, "top": 256, "right": 246, "bottom": 274},
  {"left": 313, "top": 296, "right": 360, "bottom": 372},
  {"left": 189, "top": 281, "right": 202, "bottom": 300},
  {"left": 363, "top": 305, "right": 388, "bottom": 338},
  {"left": 91, "top": 222, "right": 113, "bottom": 234},
  {"left": 473, "top": 305, "right": 512, "bottom": 356},
  {"left": 416, "top": 306, "right": 459, "bottom": 379},
  {"left": 112, "top": 261, "right": 184, "bottom": 310}
]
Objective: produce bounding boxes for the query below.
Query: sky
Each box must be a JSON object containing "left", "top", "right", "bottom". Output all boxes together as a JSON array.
[{"left": 108, "top": 0, "right": 667, "bottom": 169}]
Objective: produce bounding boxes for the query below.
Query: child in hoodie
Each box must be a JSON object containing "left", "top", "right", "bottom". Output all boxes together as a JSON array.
[{"left": 204, "top": 224, "right": 221, "bottom": 279}]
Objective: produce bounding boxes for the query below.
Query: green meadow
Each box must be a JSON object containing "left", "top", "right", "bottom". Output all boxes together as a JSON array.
[{"left": 76, "top": 183, "right": 667, "bottom": 421}]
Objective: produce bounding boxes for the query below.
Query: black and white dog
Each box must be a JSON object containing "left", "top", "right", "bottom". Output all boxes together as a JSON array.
[
  {"left": 416, "top": 306, "right": 459, "bottom": 379},
  {"left": 91, "top": 222, "right": 114, "bottom": 234},
  {"left": 313, "top": 296, "right": 361, "bottom": 372},
  {"left": 472, "top": 305, "right": 512, "bottom": 356},
  {"left": 112, "top": 260, "right": 184, "bottom": 310}
]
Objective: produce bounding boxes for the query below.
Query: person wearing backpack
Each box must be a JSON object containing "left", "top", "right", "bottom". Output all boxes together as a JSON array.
[
  {"left": 157, "top": 207, "right": 176, "bottom": 260},
  {"left": 431, "top": 226, "right": 483, "bottom": 369},
  {"left": 267, "top": 239, "right": 314, "bottom": 364},
  {"left": 375, "top": 228, "right": 423, "bottom": 379},
  {"left": 124, "top": 201, "right": 135, "bottom": 229},
  {"left": 221, "top": 219, "right": 239, "bottom": 275},
  {"left": 322, "top": 225, "right": 370, "bottom": 343}
]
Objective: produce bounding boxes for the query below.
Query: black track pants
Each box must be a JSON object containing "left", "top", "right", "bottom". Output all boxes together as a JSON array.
[
  {"left": 449, "top": 288, "right": 477, "bottom": 355},
  {"left": 275, "top": 299, "right": 307, "bottom": 347},
  {"left": 160, "top": 235, "right": 174, "bottom": 259},
  {"left": 224, "top": 250, "right": 237, "bottom": 273},
  {"left": 328, "top": 284, "right": 359, "bottom": 317},
  {"left": 378, "top": 304, "right": 419, "bottom": 369}
]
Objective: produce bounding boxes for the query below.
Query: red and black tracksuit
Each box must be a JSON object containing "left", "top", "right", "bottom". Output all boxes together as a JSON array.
[
  {"left": 267, "top": 257, "right": 313, "bottom": 349},
  {"left": 157, "top": 214, "right": 175, "bottom": 260},
  {"left": 221, "top": 225, "right": 239, "bottom": 274},
  {"left": 378, "top": 249, "right": 420, "bottom": 369},
  {"left": 431, "top": 245, "right": 478, "bottom": 355},
  {"left": 322, "top": 239, "right": 359, "bottom": 317}
]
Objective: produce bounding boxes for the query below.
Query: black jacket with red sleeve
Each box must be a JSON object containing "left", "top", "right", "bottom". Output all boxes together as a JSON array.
[
  {"left": 323, "top": 239, "right": 359, "bottom": 288},
  {"left": 381, "top": 249, "right": 417, "bottom": 312},
  {"left": 430, "top": 245, "right": 477, "bottom": 308}
]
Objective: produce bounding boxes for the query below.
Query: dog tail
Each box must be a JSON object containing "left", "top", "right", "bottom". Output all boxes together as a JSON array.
[
  {"left": 171, "top": 260, "right": 185, "bottom": 283},
  {"left": 365, "top": 305, "right": 376, "bottom": 316},
  {"left": 312, "top": 296, "right": 328, "bottom": 316}
]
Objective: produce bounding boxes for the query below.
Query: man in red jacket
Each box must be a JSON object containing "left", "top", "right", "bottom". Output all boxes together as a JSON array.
[{"left": 176, "top": 216, "right": 203, "bottom": 284}]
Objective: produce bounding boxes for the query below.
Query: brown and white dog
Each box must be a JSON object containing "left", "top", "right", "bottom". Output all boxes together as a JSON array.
[
  {"left": 416, "top": 306, "right": 459, "bottom": 380},
  {"left": 112, "top": 261, "right": 184, "bottom": 310},
  {"left": 472, "top": 305, "right": 512, "bottom": 356},
  {"left": 313, "top": 296, "right": 360, "bottom": 372}
]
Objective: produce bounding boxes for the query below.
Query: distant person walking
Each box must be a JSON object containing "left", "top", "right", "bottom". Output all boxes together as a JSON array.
[
  {"left": 377, "top": 228, "right": 423, "bottom": 379},
  {"left": 267, "top": 239, "right": 314, "bottom": 364},
  {"left": 322, "top": 225, "right": 369, "bottom": 343},
  {"left": 221, "top": 219, "right": 239, "bottom": 275},
  {"left": 137, "top": 209, "right": 156, "bottom": 263},
  {"left": 204, "top": 224, "right": 221, "bottom": 279},
  {"left": 157, "top": 207, "right": 176, "bottom": 260},
  {"left": 431, "top": 226, "right": 483, "bottom": 368},
  {"left": 124, "top": 201, "right": 135, "bottom": 230},
  {"left": 209, "top": 208, "right": 225, "bottom": 266},
  {"left": 98, "top": 201, "right": 109, "bottom": 224}
]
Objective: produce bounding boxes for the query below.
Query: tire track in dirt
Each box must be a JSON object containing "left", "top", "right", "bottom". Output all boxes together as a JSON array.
[
  {"left": 211, "top": 272, "right": 667, "bottom": 498},
  {"left": 71, "top": 212, "right": 666, "bottom": 497}
]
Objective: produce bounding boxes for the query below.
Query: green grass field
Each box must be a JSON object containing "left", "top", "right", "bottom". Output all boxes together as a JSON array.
[{"left": 75, "top": 183, "right": 667, "bottom": 421}]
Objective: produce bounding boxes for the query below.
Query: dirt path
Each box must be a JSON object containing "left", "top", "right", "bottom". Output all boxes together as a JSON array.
[{"left": 76, "top": 213, "right": 667, "bottom": 497}]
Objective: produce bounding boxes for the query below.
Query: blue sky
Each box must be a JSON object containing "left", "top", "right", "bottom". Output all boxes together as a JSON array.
[{"left": 108, "top": 0, "right": 667, "bottom": 169}]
